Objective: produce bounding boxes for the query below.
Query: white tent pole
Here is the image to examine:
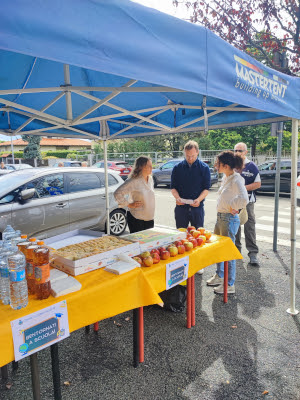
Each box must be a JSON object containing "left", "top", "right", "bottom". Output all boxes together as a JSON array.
[
  {"left": 10, "top": 136, "right": 15, "bottom": 164},
  {"left": 102, "top": 121, "right": 110, "bottom": 235},
  {"left": 287, "top": 118, "right": 299, "bottom": 316},
  {"left": 63, "top": 65, "right": 73, "bottom": 121}
]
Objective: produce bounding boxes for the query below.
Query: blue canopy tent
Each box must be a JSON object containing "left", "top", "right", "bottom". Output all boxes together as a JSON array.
[{"left": 0, "top": 0, "right": 299, "bottom": 314}]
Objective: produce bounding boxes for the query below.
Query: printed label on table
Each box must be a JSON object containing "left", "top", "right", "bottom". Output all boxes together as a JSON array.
[
  {"left": 10, "top": 300, "right": 69, "bottom": 361},
  {"left": 166, "top": 256, "right": 189, "bottom": 290}
]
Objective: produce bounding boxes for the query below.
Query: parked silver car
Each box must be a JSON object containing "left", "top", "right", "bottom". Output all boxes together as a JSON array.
[
  {"left": 0, "top": 163, "right": 33, "bottom": 176},
  {"left": 0, "top": 167, "right": 127, "bottom": 238}
]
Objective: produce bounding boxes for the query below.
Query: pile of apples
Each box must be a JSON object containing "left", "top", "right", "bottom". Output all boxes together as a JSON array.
[{"left": 132, "top": 227, "right": 212, "bottom": 267}]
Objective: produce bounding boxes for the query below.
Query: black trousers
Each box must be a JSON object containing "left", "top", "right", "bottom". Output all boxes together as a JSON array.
[{"left": 127, "top": 212, "right": 154, "bottom": 233}]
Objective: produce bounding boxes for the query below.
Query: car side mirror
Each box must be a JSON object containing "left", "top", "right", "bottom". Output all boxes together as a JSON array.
[{"left": 19, "top": 188, "right": 35, "bottom": 202}]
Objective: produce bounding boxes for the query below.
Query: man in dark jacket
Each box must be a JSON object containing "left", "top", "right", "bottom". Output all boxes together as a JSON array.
[
  {"left": 234, "top": 142, "right": 261, "bottom": 265},
  {"left": 171, "top": 140, "right": 211, "bottom": 230}
]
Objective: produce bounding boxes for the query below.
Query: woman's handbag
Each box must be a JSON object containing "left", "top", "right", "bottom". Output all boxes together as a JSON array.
[{"left": 239, "top": 207, "right": 248, "bottom": 225}]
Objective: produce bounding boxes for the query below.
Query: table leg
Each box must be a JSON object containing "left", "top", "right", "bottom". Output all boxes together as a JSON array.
[
  {"left": 138, "top": 307, "right": 144, "bottom": 363},
  {"left": 85, "top": 325, "right": 90, "bottom": 333},
  {"left": 133, "top": 308, "right": 139, "bottom": 368},
  {"left": 51, "top": 343, "right": 62, "bottom": 400},
  {"left": 186, "top": 278, "right": 192, "bottom": 329},
  {"left": 12, "top": 360, "right": 18, "bottom": 371},
  {"left": 30, "top": 353, "right": 41, "bottom": 400},
  {"left": 1, "top": 365, "right": 8, "bottom": 381},
  {"left": 93, "top": 322, "right": 99, "bottom": 332},
  {"left": 191, "top": 275, "right": 195, "bottom": 327},
  {"left": 223, "top": 261, "right": 228, "bottom": 303}
]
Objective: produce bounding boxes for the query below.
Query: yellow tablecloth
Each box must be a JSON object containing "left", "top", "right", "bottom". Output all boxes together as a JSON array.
[
  {"left": 0, "top": 266, "right": 161, "bottom": 367},
  {"left": 142, "top": 235, "right": 242, "bottom": 293},
  {"left": 0, "top": 235, "right": 241, "bottom": 367}
]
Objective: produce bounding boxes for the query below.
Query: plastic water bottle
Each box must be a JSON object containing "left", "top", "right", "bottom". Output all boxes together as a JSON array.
[
  {"left": 2, "top": 225, "right": 15, "bottom": 241},
  {"left": 24, "top": 238, "right": 38, "bottom": 295},
  {"left": 8, "top": 240, "right": 28, "bottom": 310},
  {"left": 12, "top": 230, "right": 22, "bottom": 243},
  {"left": 0, "top": 241, "right": 14, "bottom": 305}
]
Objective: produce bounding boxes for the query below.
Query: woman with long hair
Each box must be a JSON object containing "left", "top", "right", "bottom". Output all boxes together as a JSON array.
[
  {"left": 114, "top": 156, "right": 155, "bottom": 233},
  {"left": 206, "top": 151, "right": 249, "bottom": 295}
]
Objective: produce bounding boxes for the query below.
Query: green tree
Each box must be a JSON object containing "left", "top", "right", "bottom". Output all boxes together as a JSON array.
[{"left": 21, "top": 135, "right": 42, "bottom": 160}]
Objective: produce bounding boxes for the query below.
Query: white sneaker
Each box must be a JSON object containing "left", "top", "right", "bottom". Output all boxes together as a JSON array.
[
  {"left": 196, "top": 269, "right": 204, "bottom": 275},
  {"left": 214, "top": 283, "right": 235, "bottom": 295},
  {"left": 206, "top": 273, "right": 223, "bottom": 286}
]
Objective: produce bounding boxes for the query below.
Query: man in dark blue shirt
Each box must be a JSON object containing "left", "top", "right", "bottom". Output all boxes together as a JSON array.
[{"left": 171, "top": 141, "right": 211, "bottom": 230}]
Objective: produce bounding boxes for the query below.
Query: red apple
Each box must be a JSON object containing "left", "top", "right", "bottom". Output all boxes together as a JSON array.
[
  {"left": 168, "top": 245, "right": 178, "bottom": 257},
  {"left": 181, "top": 239, "right": 188, "bottom": 244},
  {"left": 187, "top": 226, "right": 196, "bottom": 233},
  {"left": 196, "top": 237, "right": 204, "bottom": 247},
  {"left": 184, "top": 241, "right": 193, "bottom": 251},
  {"left": 141, "top": 251, "right": 151, "bottom": 259},
  {"left": 152, "top": 253, "right": 160, "bottom": 264},
  {"left": 158, "top": 247, "right": 166, "bottom": 256},
  {"left": 177, "top": 244, "right": 185, "bottom": 254},
  {"left": 174, "top": 240, "right": 182, "bottom": 247},
  {"left": 204, "top": 230, "right": 212, "bottom": 240},
  {"left": 133, "top": 256, "right": 143, "bottom": 266},
  {"left": 199, "top": 235, "right": 206, "bottom": 243},
  {"left": 186, "top": 233, "right": 193, "bottom": 239},
  {"left": 143, "top": 256, "right": 153, "bottom": 267},
  {"left": 160, "top": 250, "right": 170, "bottom": 260},
  {"left": 197, "top": 227, "right": 205, "bottom": 235},
  {"left": 150, "top": 249, "right": 160, "bottom": 256},
  {"left": 192, "top": 230, "right": 201, "bottom": 239},
  {"left": 189, "top": 237, "right": 197, "bottom": 248}
]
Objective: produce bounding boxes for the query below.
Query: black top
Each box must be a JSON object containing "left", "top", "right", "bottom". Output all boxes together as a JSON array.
[{"left": 171, "top": 159, "right": 211, "bottom": 204}]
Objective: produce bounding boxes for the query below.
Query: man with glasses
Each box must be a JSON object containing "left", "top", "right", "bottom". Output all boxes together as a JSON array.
[
  {"left": 234, "top": 142, "right": 261, "bottom": 265},
  {"left": 171, "top": 140, "right": 211, "bottom": 238}
]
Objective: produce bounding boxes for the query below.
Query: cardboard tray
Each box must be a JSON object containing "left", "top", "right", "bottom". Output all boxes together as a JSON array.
[
  {"left": 44, "top": 229, "right": 141, "bottom": 276},
  {"left": 122, "top": 226, "right": 186, "bottom": 253}
]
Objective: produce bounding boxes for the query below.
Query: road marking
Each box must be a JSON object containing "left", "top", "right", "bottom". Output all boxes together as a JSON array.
[
  {"left": 278, "top": 211, "right": 300, "bottom": 217},
  {"left": 258, "top": 216, "right": 299, "bottom": 224},
  {"left": 255, "top": 223, "right": 300, "bottom": 235},
  {"left": 242, "top": 233, "right": 300, "bottom": 249}
]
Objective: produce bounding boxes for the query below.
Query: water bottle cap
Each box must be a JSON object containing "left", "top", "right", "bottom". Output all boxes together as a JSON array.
[
  {"left": 21, "top": 235, "right": 27, "bottom": 239},
  {"left": 37, "top": 241, "right": 44, "bottom": 245},
  {"left": 29, "top": 238, "right": 36, "bottom": 242}
]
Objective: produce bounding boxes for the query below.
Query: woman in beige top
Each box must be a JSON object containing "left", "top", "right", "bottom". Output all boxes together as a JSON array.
[{"left": 114, "top": 156, "right": 155, "bottom": 233}]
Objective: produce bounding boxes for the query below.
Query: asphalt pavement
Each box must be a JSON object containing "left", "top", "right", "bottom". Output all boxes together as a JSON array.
[{"left": 1, "top": 237, "right": 299, "bottom": 400}]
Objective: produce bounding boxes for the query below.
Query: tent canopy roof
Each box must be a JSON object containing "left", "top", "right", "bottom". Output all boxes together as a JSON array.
[{"left": 0, "top": 0, "right": 299, "bottom": 140}]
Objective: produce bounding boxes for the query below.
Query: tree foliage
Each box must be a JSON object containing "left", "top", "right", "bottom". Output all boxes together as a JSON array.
[
  {"left": 21, "top": 135, "right": 42, "bottom": 160},
  {"left": 174, "top": 0, "right": 300, "bottom": 75}
]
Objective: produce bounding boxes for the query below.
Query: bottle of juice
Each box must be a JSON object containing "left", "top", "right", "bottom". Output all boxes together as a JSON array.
[
  {"left": 34, "top": 241, "right": 51, "bottom": 300},
  {"left": 18, "top": 236, "right": 31, "bottom": 254},
  {"left": 24, "top": 238, "right": 38, "bottom": 295}
]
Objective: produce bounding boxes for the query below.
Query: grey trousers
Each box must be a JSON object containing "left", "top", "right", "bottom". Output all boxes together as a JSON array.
[{"left": 235, "top": 202, "right": 259, "bottom": 256}]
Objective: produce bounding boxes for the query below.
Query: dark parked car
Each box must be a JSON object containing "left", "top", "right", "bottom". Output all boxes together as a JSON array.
[
  {"left": 152, "top": 159, "right": 218, "bottom": 187},
  {"left": 93, "top": 160, "right": 132, "bottom": 180},
  {"left": 258, "top": 159, "right": 300, "bottom": 193}
]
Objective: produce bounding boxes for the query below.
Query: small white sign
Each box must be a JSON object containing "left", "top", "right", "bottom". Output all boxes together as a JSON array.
[
  {"left": 166, "top": 256, "right": 189, "bottom": 290},
  {"left": 10, "top": 300, "right": 69, "bottom": 361}
]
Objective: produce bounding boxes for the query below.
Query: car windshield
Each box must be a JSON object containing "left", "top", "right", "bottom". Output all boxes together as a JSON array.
[
  {"left": 0, "top": 171, "right": 37, "bottom": 197},
  {"left": 115, "top": 163, "right": 129, "bottom": 168}
]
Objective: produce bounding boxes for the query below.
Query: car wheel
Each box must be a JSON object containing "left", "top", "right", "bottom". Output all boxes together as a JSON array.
[
  {"left": 153, "top": 176, "right": 158, "bottom": 188},
  {"left": 107, "top": 209, "right": 127, "bottom": 236}
]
